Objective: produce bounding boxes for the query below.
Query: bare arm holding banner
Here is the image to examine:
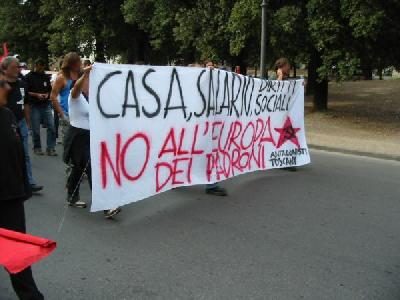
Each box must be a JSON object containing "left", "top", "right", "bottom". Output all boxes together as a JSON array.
[{"left": 71, "top": 66, "right": 91, "bottom": 99}]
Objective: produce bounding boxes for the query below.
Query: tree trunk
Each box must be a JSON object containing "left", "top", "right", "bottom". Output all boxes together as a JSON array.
[
  {"left": 306, "top": 49, "right": 318, "bottom": 96},
  {"left": 361, "top": 65, "right": 373, "bottom": 80},
  {"left": 38, "top": 43, "right": 50, "bottom": 68},
  {"left": 95, "top": 39, "right": 106, "bottom": 63},
  {"left": 92, "top": 1, "right": 106, "bottom": 63},
  {"left": 136, "top": 30, "right": 147, "bottom": 63},
  {"left": 293, "top": 63, "right": 297, "bottom": 78},
  {"left": 311, "top": 49, "right": 329, "bottom": 111},
  {"left": 313, "top": 79, "right": 328, "bottom": 111},
  {"left": 124, "top": 27, "right": 149, "bottom": 64},
  {"left": 126, "top": 46, "right": 136, "bottom": 64},
  {"left": 378, "top": 67, "right": 383, "bottom": 80}
]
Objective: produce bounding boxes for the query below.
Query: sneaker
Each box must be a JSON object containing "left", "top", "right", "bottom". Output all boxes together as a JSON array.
[
  {"left": 68, "top": 200, "right": 87, "bottom": 208},
  {"left": 206, "top": 186, "right": 228, "bottom": 196},
  {"left": 34, "top": 149, "right": 44, "bottom": 156},
  {"left": 67, "top": 194, "right": 87, "bottom": 208},
  {"left": 47, "top": 149, "right": 58, "bottom": 156},
  {"left": 104, "top": 208, "right": 121, "bottom": 219},
  {"left": 31, "top": 184, "right": 44, "bottom": 193}
]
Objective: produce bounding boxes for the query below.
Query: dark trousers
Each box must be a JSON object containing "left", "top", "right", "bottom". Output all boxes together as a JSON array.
[
  {"left": 31, "top": 103, "right": 56, "bottom": 151},
  {"left": 66, "top": 130, "right": 91, "bottom": 200},
  {"left": 53, "top": 109, "right": 59, "bottom": 139},
  {"left": 0, "top": 201, "right": 44, "bottom": 300}
]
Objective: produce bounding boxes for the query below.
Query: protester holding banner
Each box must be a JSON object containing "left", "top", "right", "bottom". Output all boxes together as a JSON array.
[
  {"left": 200, "top": 61, "right": 228, "bottom": 197},
  {"left": 185, "top": 61, "right": 228, "bottom": 196},
  {"left": 64, "top": 66, "right": 121, "bottom": 218},
  {"left": 274, "top": 57, "right": 298, "bottom": 172},
  {"left": 186, "top": 62, "right": 228, "bottom": 196},
  {"left": 0, "top": 72, "right": 44, "bottom": 300},
  {"left": 50, "top": 52, "right": 81, "bottom": 139},
  {"left": 275, "top": 57, "right": 291, "bottom": 81}
]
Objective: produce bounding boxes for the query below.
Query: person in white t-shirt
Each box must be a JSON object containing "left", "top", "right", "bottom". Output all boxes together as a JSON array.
[{"left": 64, "top": 66, "right": 121, "bottom": 219}]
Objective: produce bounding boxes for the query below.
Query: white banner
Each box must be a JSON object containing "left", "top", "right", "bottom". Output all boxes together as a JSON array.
[{"left": 89, "top": 63, "right": 310, "bottom": 211}]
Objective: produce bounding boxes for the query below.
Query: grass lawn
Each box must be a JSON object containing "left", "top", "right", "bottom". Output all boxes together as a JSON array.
[{"left": 305, "top": 79, "right": 400, "bottom": 158}]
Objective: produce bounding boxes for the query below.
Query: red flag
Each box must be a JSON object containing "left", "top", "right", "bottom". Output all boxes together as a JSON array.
[
  {"left": 0, "top": 228, "right": 56, "bottom": 274},
  {"left": 0, "top": 43, "right": 9, "bottom": 62}
]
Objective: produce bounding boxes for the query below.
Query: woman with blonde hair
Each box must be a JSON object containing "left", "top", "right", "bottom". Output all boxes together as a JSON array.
[{"left": 50, "top": 52, "right": 82, "bottom": 139}]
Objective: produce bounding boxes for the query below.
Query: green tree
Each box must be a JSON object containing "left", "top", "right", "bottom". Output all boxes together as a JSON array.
[
  {"left": 2, "top": 0, "right": 397, "bottom": 112},
  {"left": 270, "top": 3, "right": 309, "bottom": 76},
  {"left": 41, "top": 0, "right": 146, "bottom": 62},
  {"left": 123, "top": 0, "right": 236, "bottom": 65},
  {"left": 342, "top": 0, "right": 400, "bottom": 79},
  {"left": 0, "top": 0, "right": 50, "bottom": 64},
  {"left": 228, "top": 0, "right": 262, "bottom": 69},
  {"left": 123, "top": 0, "right": 188, "bottom": 64},
  {"left": 307, "top": 0, "right": 400, "bottom": 109},
  {"left": 174, "top": 1, "right": 235, "bottom": 63}
]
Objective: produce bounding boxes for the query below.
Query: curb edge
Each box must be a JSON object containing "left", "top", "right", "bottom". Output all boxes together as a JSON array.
[{"left": 309, "top": 144, "right": 400, "bottom": 162}]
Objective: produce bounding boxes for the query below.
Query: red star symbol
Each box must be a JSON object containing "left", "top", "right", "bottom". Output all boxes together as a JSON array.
[{"left": 274, "top": 117, "right": 301, "bottom": 149}]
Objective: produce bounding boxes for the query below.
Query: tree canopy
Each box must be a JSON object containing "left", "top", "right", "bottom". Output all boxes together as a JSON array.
[{"left": 0, "top": 0, "right": 398, "bottom": 110}]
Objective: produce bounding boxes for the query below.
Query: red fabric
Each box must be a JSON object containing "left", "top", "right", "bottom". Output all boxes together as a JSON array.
[{"left": 0, "top": 228, "right": 56, "bottom": 274}]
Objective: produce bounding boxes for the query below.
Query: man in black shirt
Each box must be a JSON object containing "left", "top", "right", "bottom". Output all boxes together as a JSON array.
[
  {"left": 26, "top": 59, "right": 57, "bottom": 156},
  {"left": 2, "top": 56, "right": 43, "bottom": 192},
  {"left": 0, "top": 74, "right": 44, "bottom": 300}
]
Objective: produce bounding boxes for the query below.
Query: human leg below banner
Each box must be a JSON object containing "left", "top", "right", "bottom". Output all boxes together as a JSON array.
[
  {"left": 18, "top": 119, "right": 43, "bottom": 193},
  {"left": 43, "top": 103, "right": 57, "bottom": 156},
  {"left": 66, "top": 131, "right": 89, "bottom": 208},
  {"left": 0, "top": 201, "right": 44, "bottom": 300},
  {"left": 66, "top": 129, "right": 121, "bottom": 218},
  {"left": 205, "top": 183, "right": 228, "bottom": 196},
  {"left": 30, "top": 105, "right": 43, "bottom": 155}
]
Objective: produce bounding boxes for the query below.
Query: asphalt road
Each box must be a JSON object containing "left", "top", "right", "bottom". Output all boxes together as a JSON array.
[{"left": 1, "top": 147, "right": 400, "bottom": 300}]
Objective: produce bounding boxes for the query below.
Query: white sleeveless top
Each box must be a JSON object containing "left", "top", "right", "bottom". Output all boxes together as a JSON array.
[{"left": 68, "top": 93, "right": 90, "bottom": 130}]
